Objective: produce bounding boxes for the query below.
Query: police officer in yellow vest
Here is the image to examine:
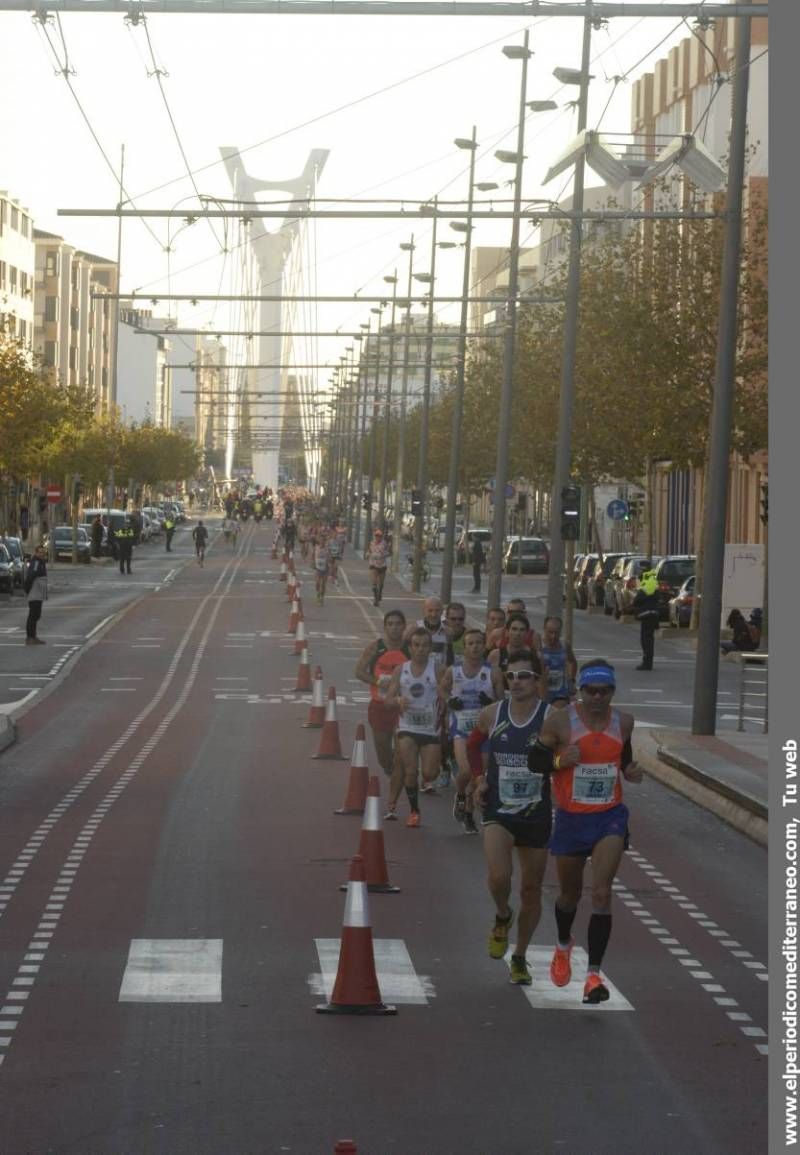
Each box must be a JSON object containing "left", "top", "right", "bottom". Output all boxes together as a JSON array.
[
  {"left": 116, "top": 521, "right": 135, "bottom": 575},
  {"left": 632, "top": 569, "right": 660, "bottom": 671},
  {"left": 164, "top": 515, "right": 176, "bottom": 552}
]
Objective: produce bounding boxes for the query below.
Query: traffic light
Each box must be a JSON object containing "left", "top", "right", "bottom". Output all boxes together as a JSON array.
[
  {"left": 560, "top": 483, "right": 581, "bottom": 541},
  {"left": 361, "top": 492, "right": 370, "bottom": 511},
  {"left": 411, "top": 489, "right": 423, "bottom": 517},
  {"left": 760, "top": 482, "right": 768, "bottom": 525},
  {"left": 73, "top": 476, "right": 84, "bottom": 504}
]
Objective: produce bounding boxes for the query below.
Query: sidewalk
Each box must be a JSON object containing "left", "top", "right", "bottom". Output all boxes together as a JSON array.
[{"left": 633, "top": 726, "right": 768, "bottom": 847}]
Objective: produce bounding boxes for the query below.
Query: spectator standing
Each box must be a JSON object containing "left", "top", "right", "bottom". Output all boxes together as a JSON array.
[
  {"left": 470, "top": 536, "right": 485, "bottom": 594},
  {"left": 24, "top": 545, "right": 48, "bottom": 645},
  {"left": 90, "top": 516, "right": 104, "bottom": 558}
]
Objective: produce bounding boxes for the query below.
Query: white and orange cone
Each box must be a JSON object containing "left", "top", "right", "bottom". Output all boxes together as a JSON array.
[
  {"left": 316, "top": 855, "right": 396, "bottom": 1016},
  {"left": 304, "top": 667, "right": 326, "bottom": 728},
  {"left": 279, "top": 559, "right": 287, "bottom": 582},
  {"left": 335, "top": 724, "right": 369, "bottom": 816},
  {"left": 293, "top": 616, "right": 308, "bottom": 656},
  {"left": 294, "top": 646, "right": 312, "bottom": 692},
  {"left": 341, "top": 776, "right": 400, "bottom": 893},
  {"left": 312, "top": 686, "right": 346, "bottom": 760},
  {"left": 334, "top": 1143, "right": 358, "bottom": 1154},
  {"left": 288, "top": 597, "right": 300, "bottom": 634}
]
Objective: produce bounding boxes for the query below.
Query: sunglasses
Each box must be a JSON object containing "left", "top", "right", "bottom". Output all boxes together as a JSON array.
[
  {"left": 582, "top": 685, "right": 613, "bottom": 696},
  {"left": 506, "top": 670, "right": 535, "bottom": 682}
]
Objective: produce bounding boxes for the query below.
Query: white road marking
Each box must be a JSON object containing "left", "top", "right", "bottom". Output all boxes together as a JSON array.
[
  {"left": 85, "top": 615, "right": 115, "bottom": 639},
  {"left": 101, "top": 688, "right": 137, "bottom": 693},
  {"left": 119, "top": 939, "right": 223, "bottom": 1003},
  {"left": 311, "top": 938, "right": 434, "bottom": 1005},
  {"left": 0, "top": 690, "right": 39, "bottom": 712},
  {"left": 507, "top": 947, "right": 633, "bottom": 1011}
]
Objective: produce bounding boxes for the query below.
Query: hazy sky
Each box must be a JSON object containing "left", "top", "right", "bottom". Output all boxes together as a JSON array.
[{"left": 2, "top": 3, "right": 702, "bottom": 377}]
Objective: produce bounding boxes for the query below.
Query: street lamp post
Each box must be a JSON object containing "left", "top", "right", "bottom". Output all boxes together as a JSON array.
[
  {"left": 364, "top": 305, "right": 384, "bottom": 546},
  {"left": 412, "top": 200, "right": 439, "bottom": 593},
  {"left": 441, "top": 127, "right": 480, "bottom": 606},
  {"left": 377, "top": 273, "right": 398, "bottom": 531},
  {"left": 352, "top": 323, "right": 370, "bottom": 552},
  {"left": 487, "top": 31, "right": 532, "bottom": 609},
  {"left": 545, "top": 4, "right": 594, "bottom": 620},
  {"left": 392, "top": 238, "right": 415, "bottom": 572}
]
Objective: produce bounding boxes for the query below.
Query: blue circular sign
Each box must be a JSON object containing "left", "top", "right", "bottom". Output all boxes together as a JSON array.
[{"left": 607, "top": 499, "right": 629, "bottom": 521}]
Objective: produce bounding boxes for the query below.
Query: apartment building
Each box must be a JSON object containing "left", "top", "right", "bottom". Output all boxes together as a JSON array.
[
  {"left": 32, "top": 229, "right": 118, "bottom": 408},
  {"left": 116, "top": 307, "right": 173, "bottom": 428},
  {"left": 0, "top": 192, "right": 35, "bottom": 345},
  {"left": 631, "top": 16, "right": 769, "bottom": 553}
]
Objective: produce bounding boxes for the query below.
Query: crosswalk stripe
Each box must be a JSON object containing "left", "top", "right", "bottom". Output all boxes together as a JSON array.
[
  {"left": 119, "top": 939, "right": 223, "bottom": 1003},
  {"left": 311, "top": 938, "right": 434, "bottom": 1005},
  {"left": 507, "top": 947, "right": 635, "bottom": 1011}
]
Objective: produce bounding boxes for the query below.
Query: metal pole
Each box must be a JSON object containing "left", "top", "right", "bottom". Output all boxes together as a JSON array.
[
  {"left": 345, "top": 356, "right": 357, "bottom": 540},
  {"left": 364, "top": 310, "right": 383, "bottom": 546},
  {"left": 392, "top": 238, "right": 415, "bottom": 572},
  {"left": 413, "top": 200, "right": 439, "bottom": 592},
  {"left": 441, "top": 127, "right": 477, "bottom": 605},
  {"left": 545, "top": 3, "right": 593, "bottom": 618},
  {"left": 377, "top": 275, "right": 398, "bottom": 530},
  {"left": 487, "top": 32, "right": 530, "bottom": 608},
  {"left": 353, "top": 333, "right": 369, "bottom": 551},
  {"left": 692, "top": 2, "right": 752, "bottom": 735}
]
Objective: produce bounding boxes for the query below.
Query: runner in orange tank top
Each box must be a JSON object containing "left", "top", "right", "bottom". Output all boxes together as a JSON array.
[{"left": 528, "top": 659, "right": 643, "bottom": 1004}]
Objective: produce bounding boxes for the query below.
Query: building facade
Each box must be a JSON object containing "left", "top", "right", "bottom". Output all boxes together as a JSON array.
[{"left": 0, "top": 192, "right": 35, "bottom": 345}]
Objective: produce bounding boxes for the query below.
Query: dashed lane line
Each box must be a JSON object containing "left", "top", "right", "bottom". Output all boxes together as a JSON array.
[{"left": 119, "top": 940, "right": 223, "bottom": 1003}]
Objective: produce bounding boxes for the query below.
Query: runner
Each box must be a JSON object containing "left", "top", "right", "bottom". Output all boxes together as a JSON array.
[
  {"left": 487, "top": 598, "right": 541, "bottom": 654},
  {"left": 383, "top": 628, "right": 443, "bottom": 827},
  {"left": 365, "top": 527, "right": 389, "bottom": 606},
  {"left": 439, "top": 628, "right": 504, "bottom": 834},
  {"left": 298, "top": 519, "right": 310, "bottom": 561},
  {"left": 485, "top": 607, "right": 506, "bottom": 648},
  {"left": 192, "top": 519, "right": 209, "bottom": 566},
  {"left": 222, "top": 515, "right": 238, "bottom": 548},
  {"left": 529, "top": 659, "right": 643, "bottom": 1004},
  {"left": 488, "top": 612, "right": 534, "bottom": 674},
  {"left": 354, "top": 610, "right": 408, "bottom": 777},
  {"left": 405, "top": 596, "right": 448, "bottom": 670},
  {"left": 540, "top": 616, "right": 578, "bottom": 704},
  {"left": 313, "top": 533, "right": 331, "bottom": 605},
  {"left": 328, "top": 528, "right": 342, "bottom": 585},
  {"left": 470, "top": 650, "right": 552, "bottom": 984},
  {"left": 444, "top": 602, "right": 468, "bottom": 666}
]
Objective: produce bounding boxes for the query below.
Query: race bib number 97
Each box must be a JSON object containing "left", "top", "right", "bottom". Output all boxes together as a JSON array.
[
  {"left": 498, "top": 767, "right": 542, "bottom": 810},
  {"left": 571, "top": 762, "right": 618, "bottom": 805}
]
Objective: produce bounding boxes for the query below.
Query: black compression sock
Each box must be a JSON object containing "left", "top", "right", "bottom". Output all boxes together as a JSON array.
[
  {"left": 405, "top": 786, "right": 419, "bottom": 813},
  {"left": 587, "top": 912, "right": 612, "bottom": 967},
  {"left": 555, "top": 902, "right": 578, "bottom": 946}
]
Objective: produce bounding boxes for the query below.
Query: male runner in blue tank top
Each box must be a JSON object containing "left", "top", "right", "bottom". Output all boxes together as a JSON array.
[{"left": 469, "top": 650, "right": 551, "bottom": 985}]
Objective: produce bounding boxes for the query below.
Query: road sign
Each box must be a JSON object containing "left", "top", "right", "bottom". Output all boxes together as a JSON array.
[
  {"left": 606, "top": 499, "right": 629, "bottom": 521},
  {"left": 505, "top": 483, "right": 515, "bottom": 499},
  {"left": 46, "top": 486, "right": 63, "bottom": 503}
]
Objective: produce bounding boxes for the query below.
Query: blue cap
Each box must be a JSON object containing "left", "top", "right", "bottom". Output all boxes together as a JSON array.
[{"left": 577, "top": 664, "right": 616, "bottom": 688}]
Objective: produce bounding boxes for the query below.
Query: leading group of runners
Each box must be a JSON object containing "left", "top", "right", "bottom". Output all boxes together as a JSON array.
[{"left": 284, "top": 509, "right": 644, "bottom": 1005}]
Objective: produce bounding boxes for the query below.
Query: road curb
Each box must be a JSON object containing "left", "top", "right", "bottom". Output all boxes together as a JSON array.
[
  {"left": 633, "top": 729, "right": 767, "bottom": 848},
  {"left": 0, "top": 714, "right": 15, "bottom": 754}
]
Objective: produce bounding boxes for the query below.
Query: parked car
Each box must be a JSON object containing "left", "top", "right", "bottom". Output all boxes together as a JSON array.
[
  {"left": 82, "top": 509, "right": 129, "bottom": 556},
  {"left": 668, "top": 574, "right": 699, "bottom": 628},
  {"left": 574, "top": 553, "right": 600, "bottom": 608},
  {"left": 653, "top": 555, "right": 697, "bottom": 620},
  {"left": 503, "top": 537, "right": 550, "bottom": 575},
  {"left": 456, "top": 527, "right": 492, "bottom": 565},
  {"left": 586, "top": 552, "right": 630, "bottom": 610},
  {"left": 43, "top": 525, "right": 92, "bottom": 563},
  {"left": 0, "top": 544, "right": 15, "bottom": 594},
  {"left": 143, "top": 506, "right": 164, "bottom": 533},
  {"left": 562, "top": 553, "right": 584, "bottom": 602},
  {"left": 0, "top": 535, "right": 25, "bottom": 588}
]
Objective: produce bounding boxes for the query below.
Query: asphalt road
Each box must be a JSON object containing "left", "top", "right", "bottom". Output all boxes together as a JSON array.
[{"left": 0, "top": 522, "right": 767, "bottom": 1153}]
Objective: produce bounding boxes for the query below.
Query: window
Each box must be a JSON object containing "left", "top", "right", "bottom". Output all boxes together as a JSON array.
[
  {"left": 18, "top": 319, "right": 26, "bottom": 342},
  {"left": 10, "top": 206, "right": 18, "bottom": 230},
  {"left": 20, "top": 271, "right": 29, "bottom": 297},
  {"left": 0, "top": 261, "right": 5, "bottom": 290},
  {"left": 45, "top": 251, "right": 58, "bottom": 277},
  {"left": 71, "top": 307, "right": 79, "bottom": 330},
  {"left": 45, "top": 296, "right": 57, "bottom": 323},
  {"left": 9, "top": 266, "right": 17, "bottom": 293},
  {"left": 69, "top": 346, "right": 77, "bottom": 370},
  {"left": 44, "top": 341, "right": 57, "bottom": 367}
]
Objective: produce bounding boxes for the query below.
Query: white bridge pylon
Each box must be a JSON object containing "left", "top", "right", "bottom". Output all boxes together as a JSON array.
[{"left": 220, "top": 146, "right": 329, "bottom": 491}]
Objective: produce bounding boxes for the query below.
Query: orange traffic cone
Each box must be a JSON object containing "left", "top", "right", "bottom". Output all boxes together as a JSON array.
[
  {"left": 334, "top": 1144, "right": 358, "bottom": 1154},
  {"left": 304, "top": 667, "right": 326, "bottom": 728},
  {"left": 294, "top": 646, "right": 312, "bottom": 692},
  {"left": 316, "top": 855, "right": 396, "bottom": 1016},
  {"left": 294, "top": 617, "right": 308, "bottom": 655},
  {"left": 288, "top": 598, "right": 300, "bottom": 634},
  {"left": 335, "top": 724, "right": 369, "bottom": 816},
  {"left": 312, "top": 686, "right": 346, "bottom": 760},
  {"left": 287, "top": 573, "right": 296, "bottom": 603},
  {"left": 279, "top": 559, "right": 287, "bottom": 582},
  {"left": 271, "top": 542, "right": 278, "bottom": 560},
  {"left": 341, "top": 776, "right": 400, "bottom": 893}
]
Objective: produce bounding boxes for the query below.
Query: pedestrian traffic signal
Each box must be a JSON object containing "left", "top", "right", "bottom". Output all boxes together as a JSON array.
[
  {"left": 760, "top": 482, "right": 768, "bottom": 525},
  {"left": 411, "top": 489, "right": 423, "bottom": 516},
  {"left": 560, "top": 484, "right": 581, "bottom": 541}
]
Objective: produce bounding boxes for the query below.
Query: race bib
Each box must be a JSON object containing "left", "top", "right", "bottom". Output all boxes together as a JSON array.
[
  {"left": 571, "top": 762, "right": 618, "bottom": 805},
  {"left": 547, "top": 668, "right": 565, "bottom": 690},
  {"left": 455, "top": 708, "right": 480, "bottom": 733},
  {"left": 406, "top": 708, "right": 433, "bottom": 729},
  {"left": 498, "top": 766, "right": 542, "bottom": 809}
]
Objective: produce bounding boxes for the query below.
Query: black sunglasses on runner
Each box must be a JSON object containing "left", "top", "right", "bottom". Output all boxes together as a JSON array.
[{"left": 582, "top": 684, "right": 613, "bottom": 696}]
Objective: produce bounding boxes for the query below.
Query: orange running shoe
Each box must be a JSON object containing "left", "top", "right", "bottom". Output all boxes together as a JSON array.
[
  {"left": 549, "top": 940, "right": 574, "bottom": 988},
  {"left": 406, "top": 811, "right": 421, "bottom": 828},
  {"left": 582, "top": 973, "right": 610, "bottom": 1005}
]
